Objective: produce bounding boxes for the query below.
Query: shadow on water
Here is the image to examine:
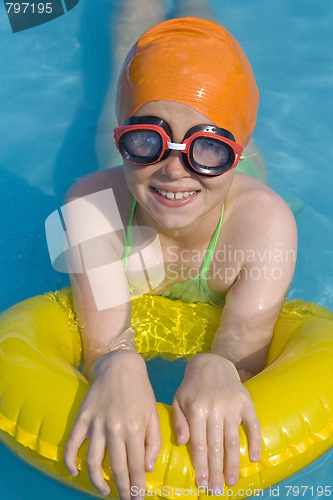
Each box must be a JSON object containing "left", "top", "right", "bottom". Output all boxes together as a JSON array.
[
  {"left": 52, "top": 1, "right": 116, "bottom": 199},
  {"left": 0, "top": 169, "right": 68, "bottom": 310},
  {"left": 0, "top": 1, "right": 116, "bottom": 311}
]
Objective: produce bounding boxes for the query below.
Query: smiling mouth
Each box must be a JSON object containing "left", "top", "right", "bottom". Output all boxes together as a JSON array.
[{"left": 152, "top": 186, "right": 199, "bottom": 200}]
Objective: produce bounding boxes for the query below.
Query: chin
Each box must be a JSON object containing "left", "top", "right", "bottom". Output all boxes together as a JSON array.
[{"left": 155, "top": 213, "right": 195, "bottom": 230}]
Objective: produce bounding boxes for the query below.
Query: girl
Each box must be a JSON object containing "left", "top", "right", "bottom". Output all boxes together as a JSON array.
[{"left": 64, "top": 17, "right": 297, "bottom": 499}]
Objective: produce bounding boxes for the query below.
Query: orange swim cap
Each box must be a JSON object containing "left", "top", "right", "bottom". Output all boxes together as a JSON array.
[{"left": 116, "top": 17, "right": 259, "bottom": 147}]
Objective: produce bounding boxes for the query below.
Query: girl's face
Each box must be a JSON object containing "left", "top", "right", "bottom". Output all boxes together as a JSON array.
[{"left": 122, "top": 101, "right": 235, "bottom": 231}]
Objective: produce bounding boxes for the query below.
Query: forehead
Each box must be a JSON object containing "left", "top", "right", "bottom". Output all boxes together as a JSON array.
[{"left": 133, "top": 101, "right": 216, "bottom": 130}]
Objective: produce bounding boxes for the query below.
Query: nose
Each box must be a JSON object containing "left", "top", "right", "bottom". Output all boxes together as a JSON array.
[{"left": 158, "top": 150, "right": 191, "bottom": 180}]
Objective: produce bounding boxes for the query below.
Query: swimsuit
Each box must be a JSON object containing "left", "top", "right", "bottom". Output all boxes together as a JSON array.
[{"left": 123, "top": 198, "right": 226, "bottom": 305}]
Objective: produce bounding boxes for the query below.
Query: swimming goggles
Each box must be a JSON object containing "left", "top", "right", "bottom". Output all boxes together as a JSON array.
[{"left": 114, "top": 116, "right": 243, "bottom": 177}]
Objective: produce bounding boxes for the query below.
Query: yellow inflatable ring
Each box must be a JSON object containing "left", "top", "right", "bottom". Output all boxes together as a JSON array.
[{"left": 1, "top": 288, "right": 333, "bottom": 499}]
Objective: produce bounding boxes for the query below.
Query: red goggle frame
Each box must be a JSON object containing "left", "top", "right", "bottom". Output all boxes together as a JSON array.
[{"left": 114, "top": 116, "right": 243, "bottom": 177}]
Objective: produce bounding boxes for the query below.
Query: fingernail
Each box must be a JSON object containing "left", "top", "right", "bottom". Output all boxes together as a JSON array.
[
  {"left": 251, "top": 452, "right": 260, "bottom": 462},
  {"left": 71, "top": 469, "right": 79, "bottom": 477},
  {"left": 198, "top": 478, "right": 208, "bottom": 488},
  {"left": 146, "top": 461, "right": 154, "bottom": 472},
  {"left": 226, "top": 476, "right": 237, "bottom": 486},
  {"left": 101, "top": 487, "right": 111, "bottom": 496},
  {"left": 177, "top": 433, "right": 185, "bottom": 445}
]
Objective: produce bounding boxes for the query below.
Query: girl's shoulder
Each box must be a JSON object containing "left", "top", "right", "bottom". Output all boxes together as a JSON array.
[
  {"left": 65, "top": 166, "right": 132, "bottom": 225},
  {"left": 225, "top": 173, "right": 297, "bottom": 248},
  {"left": 229, "top": 173, "right": 293, "bottom": 220},
  {"left": 66, "top": 166, "right": 126, "bottom": 199}
]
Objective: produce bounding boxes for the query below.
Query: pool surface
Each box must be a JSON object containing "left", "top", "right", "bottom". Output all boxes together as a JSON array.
[{"left": 0, "top": 0, "right": 332, "bottom": 498}]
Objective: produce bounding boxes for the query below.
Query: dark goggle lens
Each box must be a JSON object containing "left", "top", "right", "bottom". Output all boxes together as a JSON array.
[
  {"left": 121, "top": 130, "right": 162, "bottom": 163},
  {"left": 191, "top": 137, "right": 233, "bottom": 169}
]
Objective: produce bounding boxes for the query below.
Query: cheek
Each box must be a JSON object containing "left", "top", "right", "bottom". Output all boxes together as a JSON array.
[
  {"left": 123, "top": 163, "right": 156, "bottom": 196},
  {"left": 123, "top": 162, "right": 160, "bottom": 187},
  {"left": 123, "top": 163, "right": 143, "bottom": 189},
  {"left": 202, "top": 170, "right": 234, "bottom": 198}
]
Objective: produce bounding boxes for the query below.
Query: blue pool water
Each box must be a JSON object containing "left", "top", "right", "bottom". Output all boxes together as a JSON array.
[{"left": 0, "top": 0, "right": 332, "bottom": 498}]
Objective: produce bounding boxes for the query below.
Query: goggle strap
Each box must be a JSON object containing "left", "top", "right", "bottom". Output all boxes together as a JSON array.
[
  {"left": 167, "top": 141, "right": 186, "bottom": 151},
  {"left": 240, "top": 152, "right": 257, "bottom": 161}
]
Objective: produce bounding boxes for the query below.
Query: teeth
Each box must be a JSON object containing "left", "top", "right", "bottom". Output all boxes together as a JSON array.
[{"left": 154, "top": 188, "right": 196, "bottom": 200}]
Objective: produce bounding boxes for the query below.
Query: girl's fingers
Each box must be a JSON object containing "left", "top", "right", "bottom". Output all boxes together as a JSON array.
[
  {"left": 145, "top": 407, "right": 162, "bottom": 472},
  {"left": 86, "top": 429, "right": 110, "bottom": 496},
  {"left": 172, "top": 398, "right": 190, "bottom": 446},
  {"left": 126, "top": 432, "right": 147, "bottom": 499},
  {"left": 108, "top": 436, "right": 131, "bottom": 500},
  {"left": 242, "top": 407, "right": 261, "bottom": 463},
  {"left": 223, "top": 415, "right": 240, "bottom": 487},
  {"left": 206, "top": 411, "right": 224, "bottom": 493},
  {"left": 64, "top": 416, "right": 88, "bottom": 476},
  {"left": 187, "top": 411, "right": 209, "bottom": 488}
]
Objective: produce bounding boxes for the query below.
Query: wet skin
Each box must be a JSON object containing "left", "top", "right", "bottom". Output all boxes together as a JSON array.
[{"left": 64, "top": 101, "right": 297, "bottom": 498}]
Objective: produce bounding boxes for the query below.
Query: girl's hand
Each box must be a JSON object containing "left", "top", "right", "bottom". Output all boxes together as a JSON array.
[
  {"left": 172, "top": 353, "right": 261, "bottom": 493},
  {"left": 64, "top": 350, "right": 161, "bottom": 500}
]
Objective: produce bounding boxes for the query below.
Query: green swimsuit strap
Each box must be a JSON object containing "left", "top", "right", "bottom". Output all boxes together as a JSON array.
[
  {"left": 122, "top": 197, "right": 225, "bottom": 277},
  {"left": 199, "top": 202, "right": 225, "bottom": 281},
  {"left": 122, "top": 197, "right": 137, "bottom": 271}
]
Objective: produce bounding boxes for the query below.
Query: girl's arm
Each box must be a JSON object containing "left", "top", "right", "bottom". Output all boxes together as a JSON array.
[
  {"left": 212, "top": 194, "right": 298, "bottom": 376},
  {"left": 173, "top": 193, "right": 297, "bottom": 493},
  {"left": 63, "top": 180, "right": 161, "bottom": 500}
]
